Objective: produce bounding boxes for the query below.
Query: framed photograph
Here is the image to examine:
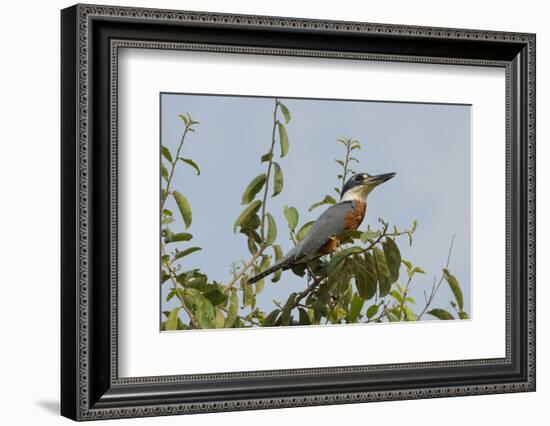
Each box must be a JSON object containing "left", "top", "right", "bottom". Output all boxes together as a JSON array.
[{"left": 61, "top": 4, "right": 536, "bottom": 421}]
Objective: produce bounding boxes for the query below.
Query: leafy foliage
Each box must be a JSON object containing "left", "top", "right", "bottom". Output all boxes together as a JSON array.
[{"left": 161, "top": 101, "right": 469, "bottom": 330}]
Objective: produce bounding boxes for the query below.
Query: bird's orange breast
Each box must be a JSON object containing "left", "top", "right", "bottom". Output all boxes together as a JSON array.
[
  {"left": 317, "top": 200, "right": 367, "bottom": 256},
  {"left": 344, "top": 199, "right": 366, "bottom": 230}
]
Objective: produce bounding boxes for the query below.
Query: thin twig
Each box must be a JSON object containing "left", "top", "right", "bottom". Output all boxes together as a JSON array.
[
  {"left": 223, "top": 247, "right": 266, "bottom": 293},
  {"left": 339, "top": 140, "right": 352, "bottom": 196},
  {"left": 417, "top": 235, "right": 456, "bottom": 320},
  {"left": 161, "top": 124, "right": 190, "bottom": 210}
]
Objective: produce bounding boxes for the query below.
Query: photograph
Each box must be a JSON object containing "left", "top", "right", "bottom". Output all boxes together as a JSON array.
[{"left": 159, "top": 93, "right": 472, "bottom": 330}]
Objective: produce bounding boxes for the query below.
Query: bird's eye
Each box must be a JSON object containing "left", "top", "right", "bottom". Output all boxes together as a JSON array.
[{"left": 354, "top": 175, "right": 362, "bottom": 181}]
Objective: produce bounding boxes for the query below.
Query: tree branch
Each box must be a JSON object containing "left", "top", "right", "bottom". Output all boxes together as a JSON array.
[
  {"left": 416, "top": 235, "right": 455, "bottom": 320},
  {"left": 161, "top": 124, "right": 190, "bottom": 210},
  {"left": 225, "top": 99, "right": 280, "bottom": 292},
  {"left": 223, "top": 247, "right": 266, "bottom": 293},
  {"left": 259, "top": 98, "right": 280, "bottom": 240},
  {"left": 161, "top": 250, "right": 199, "bottom": 329},
  {"left": 339, "top": 140, "right": 352, "bottom": 196}
]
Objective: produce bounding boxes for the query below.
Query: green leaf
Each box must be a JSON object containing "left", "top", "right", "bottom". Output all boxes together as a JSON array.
[
  {"left": 308, "top": 195, "right": 337, "bottom": 212},
  {"left": 366, "top": 304, "right": 379, "bottom": 319},
  {"left": 337, "top": 229, "right": 363, "bottom": 244},
  {"left": 263, "top": 309, "right": 280, "bottom": 326},
  {"left": 298, "top": 308, "right": 311, "bottom": 325},
  {"left": 161, "top": 164, "right": 169, "bottom": 181},
  {"left": 390, "top": 290, "right": 403, "bottom": 304},
  {"left": 355, "top": 254, "right": 377, "bottom": 300},
  {"left": 330, "top": 306, "right": 347, "bottom": 323},
  {"left": 241, "top": 173, "right": 267, "bottom": 205},
  {"left": 161, "top": 217, "right": 174, "bottom": 225},
  {"left": 173, "top": 191, "right": 192, "bottom": 229},
  {"left": 161, "top": 271, "right": 170, "bottom": 284},
  {"left": 161, "top": 146, "right": 173, "bottom": 162},
  {"left": 278, "top": 122, "right": 289, "bottom": 157},
  {"left": 243, "top": 280, "right": 254, "bottom": 308},
  {"left": 443, "top": 269, "right": 463, "bottom": 310},
  {"left": 234, "top": 200, "right": 262, "bottom": 232},
  {"left": 261, "top": 152, "right": 273, "bottom": 162},
  {"left": 348, "top": 293, "right": 364, "bottom": 322},
  {"left": 203, "top": 289, "right": 228, "bottom": 306},
  {"left": 326, "top": 247, "right": 364, "bottom": 276},
  {"left": 283, "top": 206, "right": 299, "bottom": 231},
  {"left": 165, "top": 307, "right": 180, "bottom": 331},
  {"left": 240, "top": 214, "right": 261, "bottom": 233},
  {"left": 382, "top": 238, "right": 401, "bottom": 283},
  {"left": 185, "top": 275, "right": 208, "bottom": 289},
  {"left": 272, "top": 268, "right": 284, "bottom": 282},
  {"left": 174, "top": 247, "right": 202, "bottom": 260},
  {"left": 180, "top": 158, "right": 200, "bottom": 175},
  {"left": 254, "top": 274, "right": 269, "bottom": 294},
  {"left": 403, "top": 305, "right": 417, "bottom": 321},
  {"left": 373, "top": 247, "right": 392, "bottom": 297},
  {"left": 224, "top": 290, "right": 238, "bottom": 327},
  {"left": 247, "top": 237, "right": 258, "bottom": 255},
  {"left": 272, "top": 245, "right": 283, "bottom": 283},
  {"left": 278, "top": 102, "right": 292, "bottom": 124},
  {"left": 296, "top": 221, "right": 315, "bottom": 241},
  {"left": 458, "top": 310, "right": 469, "bottom": 320},
  {"left": 186, "top": 288, "right": 215, "bottom": 328},
  {"left": 175, "top": 269, "right": 201, "bottom": 286},
  {"left": 272, "top": 162, "right": 284, "bottom": 197},
  {"left": 214, "top": 309, "right": 225, "bottom": 328},
  {"left": 427, "top": 308, "right": 454, "bottom": 320},
  {"left": 178, "top": 113, "right": 189, "bottom": 126},
  {"left": 402, "top": 259, "right": 413, "bottom": 271},
  {"left": 266, "top": 213, "right": 277, "bottom": 245},
  {"left": 242, "top": 227, "right": 262, "bottom": 244},
  {"left": 280, "top": 293, "right": 297, "bottom": 325},
  {"left": 165, "top": 232, "right": 193, "bottom": 243}
]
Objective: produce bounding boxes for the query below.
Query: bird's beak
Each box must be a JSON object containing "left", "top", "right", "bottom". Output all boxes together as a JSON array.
[{"left": 366, "top": 172, "right": 396, "bottom": 186}]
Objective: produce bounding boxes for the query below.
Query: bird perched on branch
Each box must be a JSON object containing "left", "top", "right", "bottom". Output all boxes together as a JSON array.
[{"left": 247, "top": 172, "right": 395, "bottom": 284}]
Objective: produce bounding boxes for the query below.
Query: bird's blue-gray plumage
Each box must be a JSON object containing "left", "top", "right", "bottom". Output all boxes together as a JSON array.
[
  {"left": 247, "top": 201, "right": 358, "bottom": 284},
  {"left": 293, "top": 201, "right": 355, "bottom": 259}
]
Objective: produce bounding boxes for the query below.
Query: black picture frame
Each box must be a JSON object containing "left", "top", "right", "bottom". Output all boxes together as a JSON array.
[{"left": 61, "top": 4, "right": 536, "bottom": 421}]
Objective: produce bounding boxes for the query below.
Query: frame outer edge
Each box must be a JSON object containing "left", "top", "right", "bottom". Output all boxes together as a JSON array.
[
  {"left": 65, "top": 4, "right": 536, "bottom": 420},
  {"left": 61, "top": 4, "right": 80, "bottom": 421}
]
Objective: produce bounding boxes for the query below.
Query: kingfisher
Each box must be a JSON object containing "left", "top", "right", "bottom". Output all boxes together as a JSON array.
[{"left": 247, "top": 172, "right": 395, "bottom": 284}]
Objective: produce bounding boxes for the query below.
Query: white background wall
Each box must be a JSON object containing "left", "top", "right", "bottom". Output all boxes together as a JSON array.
[{"left": 0, "top": 0, "right": 546, "bottom": 424}]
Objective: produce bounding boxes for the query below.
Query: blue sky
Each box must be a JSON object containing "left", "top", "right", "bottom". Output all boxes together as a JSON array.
[{"left": 160, "top": 93, "right": 471, "bottom": 322}]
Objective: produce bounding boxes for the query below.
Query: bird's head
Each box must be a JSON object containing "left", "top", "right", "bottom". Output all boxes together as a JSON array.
[{"left": 341, "top": 172, "right": 396, "bottom": 201}]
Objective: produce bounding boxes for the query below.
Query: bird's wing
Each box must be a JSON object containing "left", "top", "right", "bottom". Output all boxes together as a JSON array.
[{"left": 295, "top": 201, "right": 353, "bottom": 258}]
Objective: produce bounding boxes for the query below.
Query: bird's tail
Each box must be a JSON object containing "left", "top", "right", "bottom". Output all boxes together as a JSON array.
[{"left": 247, "top": 258, "right": 295, "bottom": 284}]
